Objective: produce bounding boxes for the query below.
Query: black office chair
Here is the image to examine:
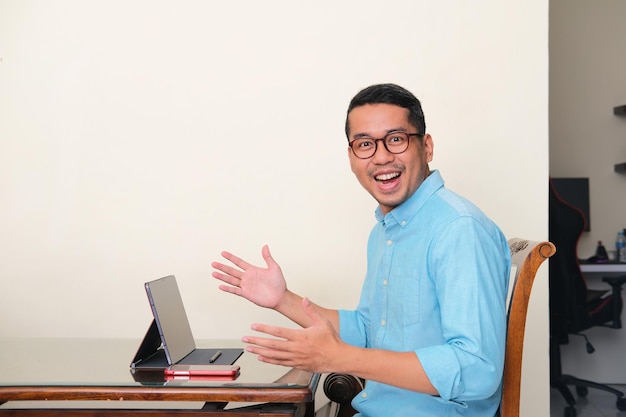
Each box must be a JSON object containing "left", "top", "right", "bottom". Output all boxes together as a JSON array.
[{"left": 549, "top": 178, "right": 626, "bottom": 417}]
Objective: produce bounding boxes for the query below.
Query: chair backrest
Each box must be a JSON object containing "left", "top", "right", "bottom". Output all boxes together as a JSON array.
[
  {"left": 500, "top": 238, "right": 556, "bottom": 417},
  {"left": 548, "top": 179, "right": 588, "bottom": 338}
]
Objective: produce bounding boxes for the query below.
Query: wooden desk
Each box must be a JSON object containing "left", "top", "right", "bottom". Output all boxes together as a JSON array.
[{"left": 0, "top": 338, "right": 319, "bottom": 416}]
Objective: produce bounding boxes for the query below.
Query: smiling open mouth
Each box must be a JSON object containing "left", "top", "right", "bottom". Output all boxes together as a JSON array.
[{"left": 375, "top": 172, "right": 400, "bottom": 182}]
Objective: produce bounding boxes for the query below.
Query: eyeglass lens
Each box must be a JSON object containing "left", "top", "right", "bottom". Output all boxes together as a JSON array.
[{"left": 350, "top": 132, "right": 412, "bottom": 159}]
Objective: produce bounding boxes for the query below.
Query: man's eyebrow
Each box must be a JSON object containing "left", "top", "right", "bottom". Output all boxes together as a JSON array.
[{"left": 352, "top": 128, "right": 408, "bottom": 139}]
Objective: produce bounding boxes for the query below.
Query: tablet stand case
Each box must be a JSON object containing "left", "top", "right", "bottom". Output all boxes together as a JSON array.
[{"left": 130, "top": 319, "right": 243, "bottom": 370}]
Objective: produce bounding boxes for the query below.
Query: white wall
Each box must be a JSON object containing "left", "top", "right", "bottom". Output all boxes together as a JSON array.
[
  {"left": 550, "top": 0, "right": 626, "bottom": 384},
  {"left": 0, "top": 1, "right": 549, "bottom": 415}
]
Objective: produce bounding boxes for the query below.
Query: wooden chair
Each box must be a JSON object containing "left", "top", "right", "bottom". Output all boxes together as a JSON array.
[
  {"left": 317, "top": 238, "right": 555, "bottom": 417},
  {"left": 501, "top": 238, "right": 556, "bottom": 417}
]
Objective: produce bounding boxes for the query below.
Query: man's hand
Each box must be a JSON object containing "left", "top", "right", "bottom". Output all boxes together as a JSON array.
[
  {"left": 241, "top": 298, "right": 344, "bottom": 373},
  {"left": 211, "top": 245, "right": 287, "bottom": 309}
]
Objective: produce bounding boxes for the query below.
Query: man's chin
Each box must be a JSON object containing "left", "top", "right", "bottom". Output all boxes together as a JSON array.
[{"left": 374, "top": 195, "right": 406, "bottom": 214}]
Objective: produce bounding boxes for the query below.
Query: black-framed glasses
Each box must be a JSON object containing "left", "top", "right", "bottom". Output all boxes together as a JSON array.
[{"left": 349, "top": 132, "right": 423, "bottom": 159}]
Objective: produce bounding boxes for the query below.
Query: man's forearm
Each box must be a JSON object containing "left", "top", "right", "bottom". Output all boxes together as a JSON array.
[
  {"left": 275, "top": 291, "right": 339, "bottom": 331},
  {"left": 334, "top": 345, "right": 438, "bottom": 395}
]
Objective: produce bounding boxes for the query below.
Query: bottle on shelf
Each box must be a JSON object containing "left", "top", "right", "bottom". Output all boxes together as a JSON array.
[{"left": 616, "top": 231, "right": 626, "bottom": 263}]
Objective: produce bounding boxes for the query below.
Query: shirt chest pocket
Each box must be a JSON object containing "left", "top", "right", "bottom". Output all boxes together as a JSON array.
[{"left": 386, "top": 266, "right": 421, "bottom": 326}]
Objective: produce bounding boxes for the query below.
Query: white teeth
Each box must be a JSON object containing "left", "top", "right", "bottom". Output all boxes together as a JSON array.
[{"left": 376, "top": 172, "right": 400, "bottom": 181}]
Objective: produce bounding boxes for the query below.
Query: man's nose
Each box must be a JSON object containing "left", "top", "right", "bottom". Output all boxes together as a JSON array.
[{"left": 371, "top": 139, "right": 394, "bottom": 163}]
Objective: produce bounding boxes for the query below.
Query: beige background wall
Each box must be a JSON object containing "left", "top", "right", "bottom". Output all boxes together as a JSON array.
[{"left": 0, "top": 1, "right": 549, "bottom": 415}]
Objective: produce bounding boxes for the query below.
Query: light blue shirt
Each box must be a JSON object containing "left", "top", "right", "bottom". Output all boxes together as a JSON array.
[{"left": 339, "top": 170, "right": 511, "bottom": 417}]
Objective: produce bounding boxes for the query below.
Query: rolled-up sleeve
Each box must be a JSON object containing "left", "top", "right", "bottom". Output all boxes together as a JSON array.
[
  {"left": 417, "top": 217, "right": 509, "bottom": 401},
  {"left": 338, "top": 309, "right": 367, "bottom": 348}
]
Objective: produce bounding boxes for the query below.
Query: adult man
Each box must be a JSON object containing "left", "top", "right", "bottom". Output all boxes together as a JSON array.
[{"left": 211, "top": 83, "right": 511, "bottom": 416}]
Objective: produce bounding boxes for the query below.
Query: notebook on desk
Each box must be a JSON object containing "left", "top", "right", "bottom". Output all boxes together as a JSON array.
[{"left": 131, "top": 275, "right": 243, "bottom": 370}]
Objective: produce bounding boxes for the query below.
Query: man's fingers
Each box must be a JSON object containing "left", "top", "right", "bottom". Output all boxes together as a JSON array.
[
  {"left": 261, "top": 245, "right": 278, "bottom": 269},
  {"left": 217, "top": 284, "right": 242, "bottom": 296},
  {"left": 249, "top": 322, "right": 295, "bottom": 340},
  {"left": 220, "top": 250, "right": 252, "bottom": 270},
  {"left": 301, "top": 298, "right": 325, "bottom": 326},
  {"left": 211, "top": 262, "right": 243, "bottom": 280}
]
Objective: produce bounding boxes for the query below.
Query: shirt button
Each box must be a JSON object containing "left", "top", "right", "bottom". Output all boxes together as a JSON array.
[
  {"left": 381, "top": 319, "right": 386, "bottom": 326},
  {"left": 361, "top": 392, "right": 368, "bottom": 398},
  {"left": 383, "top": 280, "right": 388, "bottom": 286},
  {"left": 387, "top": 240, "right": 393, "bottom": 246},
  {"left": 401, "top": 221, "right": 407, "bottom": 226}
]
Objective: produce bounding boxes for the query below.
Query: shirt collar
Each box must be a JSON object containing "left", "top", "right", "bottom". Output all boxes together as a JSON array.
[{"left": 374, "top": 170, "right": 445, "bottom": 227}]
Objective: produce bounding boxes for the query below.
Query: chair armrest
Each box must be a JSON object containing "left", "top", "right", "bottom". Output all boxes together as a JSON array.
[
  {"left": 601, "top": 274, "right": 626, "bottom": 286},
  {"left": 323, "top": 373, "right": 364, "bottom": 404},
  {"left": 601, "top": 275, "right": 626, "bottom": 329},
  {"left": 320, "top": 373, "right": 364, "bottom": 417}
]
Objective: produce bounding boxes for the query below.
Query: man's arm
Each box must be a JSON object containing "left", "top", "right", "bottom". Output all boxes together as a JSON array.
[
  {"left": 242, "top": 297, "right": 438, "bottom": 395},
  {"left": 212, "top": 246, "right": 437, "bottom": 394},
  {"left": 211, "top": 245, "right": 339, "bottom": 330}
]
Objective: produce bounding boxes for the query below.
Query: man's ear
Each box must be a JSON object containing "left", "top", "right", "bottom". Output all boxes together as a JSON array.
[
  {"left": 347, "top": 146, "right": 356, "bottom": 173},
  {"left": 423, "top": 134, "right": 434, "bottom": 162}
]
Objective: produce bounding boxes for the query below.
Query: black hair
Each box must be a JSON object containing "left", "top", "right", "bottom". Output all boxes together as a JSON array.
[{"left": 344, "top": 83, "right": 426, "bottom": 139}]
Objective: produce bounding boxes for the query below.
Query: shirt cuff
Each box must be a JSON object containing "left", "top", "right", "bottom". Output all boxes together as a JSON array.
[
  {"left": 416, "top": 344, "right": 462, "bottom": 401},
  {"left": 338, "top": 309, "right": 367, "bottom": 347}
]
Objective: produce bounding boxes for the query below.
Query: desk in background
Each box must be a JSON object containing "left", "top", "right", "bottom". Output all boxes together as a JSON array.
[
  {"left": 579, "top": 262, "right": 626, "bottom": 275},
  {"left": 560, "top": 262, "right": 626, "bottom": 384},
  {"left": 0, "top": 338, "right": 319, "bottom": 416}
]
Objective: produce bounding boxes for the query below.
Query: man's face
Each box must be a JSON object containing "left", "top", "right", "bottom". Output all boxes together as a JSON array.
[{"left": 347, "top": 103, "right": 433, "bottom": 215}]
